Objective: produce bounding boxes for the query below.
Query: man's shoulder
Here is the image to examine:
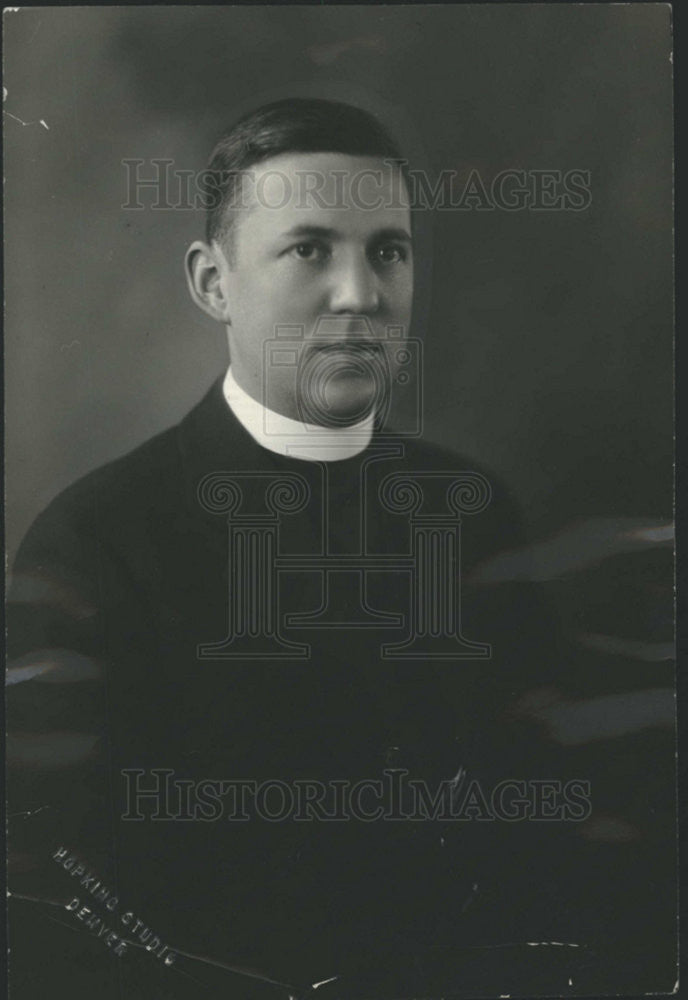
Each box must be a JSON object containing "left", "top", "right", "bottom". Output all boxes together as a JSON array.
[
  {"left": 401, "top": 435, "right": 488, "bottom": 472},
  {"left": 400, "top": 435, "right": 516, "bottom": 502},
  {"left": 396, "top": 434, "right": 525, "bottom": 546},
  {"left": 13, "top": 377, "right": 245, "bottom": 565},
  {"left": 10, "top": 431, "right": 180, "bottom": 582},
  {"left": 24, "top": 379, "right": 229, "bottom": 532},
  {"left": 37, "top": 424, "right": 181, "bottom": 531}
]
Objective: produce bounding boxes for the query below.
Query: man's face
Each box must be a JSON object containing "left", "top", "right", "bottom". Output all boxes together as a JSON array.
[{"left": 215, "top": 152, "right": 413, "bottom": 425}]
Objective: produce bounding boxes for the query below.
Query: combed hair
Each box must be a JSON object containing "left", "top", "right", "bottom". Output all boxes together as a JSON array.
[{"left": 204, "top": 98, "right": 406, "bottom": 250}]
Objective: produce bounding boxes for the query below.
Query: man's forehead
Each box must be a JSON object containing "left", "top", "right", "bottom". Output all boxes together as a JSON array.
[{"left": 240, "top": 151, "right": 411, "bottom": 230}]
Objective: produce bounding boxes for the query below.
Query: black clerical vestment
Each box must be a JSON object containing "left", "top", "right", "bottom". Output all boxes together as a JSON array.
[{"left": 8, "top": 377, "right": 573, "bottom": 998}]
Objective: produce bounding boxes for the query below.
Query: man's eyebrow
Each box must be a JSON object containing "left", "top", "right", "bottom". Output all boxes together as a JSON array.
[
  {"left": 278, "top": 225, "right": 339, "bottom": 240},
  {"left": 370, "top": 227, "right": 412, "bottom": 243},
  {"left": 277, "top": 224, "right": 412, "bottom": 242}
]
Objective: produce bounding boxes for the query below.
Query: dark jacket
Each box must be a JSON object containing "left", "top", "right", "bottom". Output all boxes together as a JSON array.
[{"left": 7, "top": 377, "right": 578, "bottom": 998}]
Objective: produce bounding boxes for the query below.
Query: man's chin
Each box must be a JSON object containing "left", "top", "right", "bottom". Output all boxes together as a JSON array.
[{"left": 297, "top": 373, "right": 379, "bottom": 428}]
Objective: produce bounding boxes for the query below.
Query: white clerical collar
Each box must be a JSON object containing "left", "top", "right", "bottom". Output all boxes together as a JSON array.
[{"left": 222, "top": 366, "right": 374, "bottom": 462}]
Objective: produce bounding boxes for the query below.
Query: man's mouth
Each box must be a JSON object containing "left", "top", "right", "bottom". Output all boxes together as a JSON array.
[{"left": 310, "top": 340, "right": 383, "bottom": 358}]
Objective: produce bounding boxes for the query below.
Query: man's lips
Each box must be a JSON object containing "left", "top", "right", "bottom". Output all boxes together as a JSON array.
[{"left": 309, "top": 340, "right": 384, "bottom": 357}]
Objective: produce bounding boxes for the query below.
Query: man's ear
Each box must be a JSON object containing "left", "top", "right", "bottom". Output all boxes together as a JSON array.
[{"left": 184, "top": 241, "right": 232, "bottom": 324}]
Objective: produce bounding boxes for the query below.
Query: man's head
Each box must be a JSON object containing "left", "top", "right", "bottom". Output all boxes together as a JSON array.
[{"left": 185, "top": 99, "right": 413, "bottom": 426}]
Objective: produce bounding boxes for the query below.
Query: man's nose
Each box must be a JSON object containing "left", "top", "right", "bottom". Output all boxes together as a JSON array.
[{"left": 328, "top": 254, "right": 380, "bottom": 315}]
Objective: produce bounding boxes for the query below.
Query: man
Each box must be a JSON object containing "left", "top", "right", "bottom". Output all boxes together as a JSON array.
[{"left": 7, "top": 99, "right": 576, "bottom": 999}]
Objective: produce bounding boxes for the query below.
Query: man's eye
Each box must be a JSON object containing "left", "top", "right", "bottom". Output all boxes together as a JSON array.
[
  {"left": 373, "top": 243, "right": 408, "bottom": 265},
  {"left": 291, "top": 242, "right": 327, "bottom": 261}
]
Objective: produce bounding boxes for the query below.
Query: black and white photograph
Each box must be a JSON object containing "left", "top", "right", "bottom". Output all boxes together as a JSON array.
[{"left": 4, "top": 5, "right": 676, "bottom": 998}]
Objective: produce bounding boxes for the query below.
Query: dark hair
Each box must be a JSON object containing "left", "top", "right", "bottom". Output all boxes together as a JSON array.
[{"left": 204, "top": 98, "right": 407, "bottom": 249}]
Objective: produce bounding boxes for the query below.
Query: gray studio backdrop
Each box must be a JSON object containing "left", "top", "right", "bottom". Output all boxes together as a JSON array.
[{"left": 4, "top": 4, "right": 673, "bottom": 562}]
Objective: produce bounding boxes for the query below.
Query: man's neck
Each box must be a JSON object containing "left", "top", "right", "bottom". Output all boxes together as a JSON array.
[{"left": 222, "top": 366, "right": 374, "bottom": 462}]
